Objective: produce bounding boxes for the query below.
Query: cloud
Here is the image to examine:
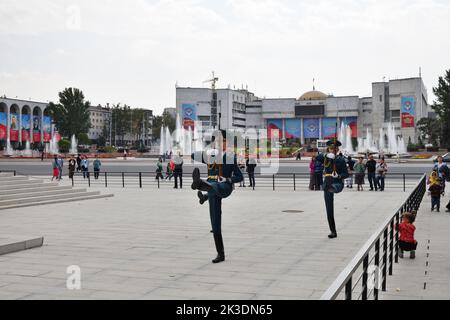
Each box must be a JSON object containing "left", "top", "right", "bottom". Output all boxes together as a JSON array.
[{"left": 0, "top": 0, "right": 449, "bottom": 112}]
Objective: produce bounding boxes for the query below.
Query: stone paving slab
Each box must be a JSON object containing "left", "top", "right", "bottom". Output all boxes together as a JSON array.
[
  {"left": 0, "top": 183, "right": 430, "bottom": 300},
  {"left": 379, "top": 197, "right": 450, "bottom": 300}
]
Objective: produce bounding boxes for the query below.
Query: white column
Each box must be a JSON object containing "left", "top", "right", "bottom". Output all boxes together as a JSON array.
[
  {"left": 19, "top": 106, "right": 22, "bottom": 143},
  {"left": 40, "top": 109, "right": 44, "bottom": 143},
  {"left": 6, "top": 104, "right": 10, "bottom": 141}
]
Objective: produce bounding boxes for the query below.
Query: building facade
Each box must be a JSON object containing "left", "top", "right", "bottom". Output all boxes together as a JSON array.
[
  {"left": 176, "top": 77, "right": 429, "bottom": 145},
  {"left": 88, "top": 104, "right": 112, "bottom": 141},
  {"left": 0, "top": 97, "right": 51, "bottom": 144}
]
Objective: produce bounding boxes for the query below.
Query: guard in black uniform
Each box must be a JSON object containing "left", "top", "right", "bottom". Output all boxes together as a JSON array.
[
  {"left": 315, "top": 140, "right": 349, "bottom": 238},
  {"left": 191, "top": 130, "right": 243, "bottom": 263}
]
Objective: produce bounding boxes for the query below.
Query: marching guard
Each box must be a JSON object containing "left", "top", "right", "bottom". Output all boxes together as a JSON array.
[
  {"left": 191, "top": 130, "right": 243, "bottom": 263},
  {"left": 316, "top": 139, "right": 349, "bottom": 238}
]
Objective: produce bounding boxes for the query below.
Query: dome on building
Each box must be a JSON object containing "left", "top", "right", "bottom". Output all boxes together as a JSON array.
[{"left": 298, "top": 90, "right": 328, "bottom": 101}]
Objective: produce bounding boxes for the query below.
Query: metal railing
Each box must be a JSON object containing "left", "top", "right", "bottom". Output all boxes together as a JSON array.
[
  {"left": 320, "top": 174, "right": 427, "bottom": 300},
  {"left": 66, "top": 171, "right": 423, "bottom": 192},
  {"left": 0, "top": 170, "right": 16, "bottom": 176}
]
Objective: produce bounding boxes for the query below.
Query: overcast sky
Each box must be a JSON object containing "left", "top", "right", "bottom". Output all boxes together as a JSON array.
[{"left": 1, "top": 0, "right": 449, "bottom": 115}]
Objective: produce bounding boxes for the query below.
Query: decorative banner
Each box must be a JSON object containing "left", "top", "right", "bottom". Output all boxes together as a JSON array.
[
  {"left": 341, "top": 117, "right": 358, "bottom": 138},
  {"left": 401, "top": 96, "right": 415, "bottom": 128},
  {"left": 285, "top": 119, "right": 301, "bottom": 139},
  {"left": 267, "top": 119, "right": 282, "bottom": 139},
  {"left": 10, "top": 113, "right": 19, "bottom": 141},
  {"left": 182, "top": 104, "right": 196, "bottom": 129},
  {"left": 303, "top": 118, "right": 320, "bottom": 139},
  {"left": 322, "top": 117, "right": 338, "bottom": 139},
  {"left": 0, "top": 112, "right": 6, "bottom": 140},
  {"left": 21, "top": 114, "right": 31, "bottom": 141},
  {"left": 43, "top": 116, "right": 51, "bottom": 142},
  {"left": 33, "top": 115, "right": 41, "bottom": 142}
]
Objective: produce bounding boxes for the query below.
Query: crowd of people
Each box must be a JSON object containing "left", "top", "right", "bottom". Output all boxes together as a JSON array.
[
  {"left": 50, "top": 154, "right": 102, "bottom": 181},
  {"left": 155, "top": 152, "right": 258, "bottom": 190},
  {"left": 309, "top": 153, "right": 388, "bottom": 192}
]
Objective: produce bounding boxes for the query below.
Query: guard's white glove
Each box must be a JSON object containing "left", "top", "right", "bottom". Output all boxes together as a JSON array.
[
  {"left": 332, "top": 172, "right": 339, "bottom": 178},
  {"left": 326, "top": 153, "right": 335, "bottom": 160},
  {"left": 207, "top": 149, "right": 219, "bottom": 157}
]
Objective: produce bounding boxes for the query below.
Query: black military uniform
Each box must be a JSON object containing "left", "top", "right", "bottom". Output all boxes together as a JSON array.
[
  {"left": 191, "top": 130, "right": 243, "bottom": 263},
  {"left": 315, "top": 140, "right": 349, "bottom": 238}
]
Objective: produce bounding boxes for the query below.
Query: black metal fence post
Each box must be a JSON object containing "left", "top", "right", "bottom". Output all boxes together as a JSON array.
[
  {"left": 345, "top": 278, "right": 352, "bottom": 300},
  {"left": 394, "top": 212, "right": 400, "bottom": 263},
  {"left": 389, "top": 220, "right": 394, "bottom": 275},
  {"left": 272, "top": 174, "right": 275, "bottom": 191},
  {"left": 382, "top": 229, "right": 388, "bottom": 291},
  {"left": 105, "top": 172, "right": 108, "bottom": 188},
  {"left": 157, "top": 176, "right": 160, "bottom": 189},
  {"left": 403, "top": 174, "right": 406, "bottom": 192},
  {"left": 122, "top": 172, "right": 125, "bottom": 188},
  {"left": 139, "top": 172, "right": 142, "bottom": 188},
  {"left": 374, "top": 239, "right": 380, "bottom": 300},
  {"left": 293, "top": 173, "right": 296, "bottom": 191},
  {"left": 71, "top": 177, "right": 74, "bottom": 187},
  {"left": 362, "top": 255, "right": 369, "bottom": 300},
  {"left": 88, "top": 173, "right": 91, "bottom": 187}
]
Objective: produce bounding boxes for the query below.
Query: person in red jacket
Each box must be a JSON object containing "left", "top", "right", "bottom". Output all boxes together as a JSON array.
[{"left": 396, "top": 212, "right": 417, "bottom": 259}]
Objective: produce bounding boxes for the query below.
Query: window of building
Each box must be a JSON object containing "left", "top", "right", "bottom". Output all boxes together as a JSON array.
[{"left": 379, "top": 95, "right": 383, "bottom": 102}]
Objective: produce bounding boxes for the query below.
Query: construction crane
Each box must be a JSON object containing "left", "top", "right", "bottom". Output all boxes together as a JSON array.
[
  {"left": 203, "top": 71, "right": 219, "bottom": 89},
  {"left": 203, "top": 72, "right": 220, "bottom": 129}
]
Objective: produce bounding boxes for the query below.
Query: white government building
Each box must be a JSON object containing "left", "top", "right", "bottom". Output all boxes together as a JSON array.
[{"left": 176, "top": 76, "right": 430, "bottom": 145}]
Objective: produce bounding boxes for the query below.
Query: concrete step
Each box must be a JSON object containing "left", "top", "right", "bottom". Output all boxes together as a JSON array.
[
  {"left": 0, "top": 236, "right": 44, "bottom": 256},
  {"left": 0, "top": 172, "right": 14, "bottom": 177},
  {"left": 0, "top": 179, "right": 45, "bottom": 189},
  {"left": 0, "top": 176, "right": 29, "bottom": 182},
  {"left": 0, "top": 193, "right": 114, "bottom": 211},
  {"left": 0, "top": 191, "right": 102, "bottom": 206},
  {"left": 0, "top": 188, "right": 88, "bottom": 201},
  {"left": 0, "top": 183, "right": 63, "bottom": 194}
]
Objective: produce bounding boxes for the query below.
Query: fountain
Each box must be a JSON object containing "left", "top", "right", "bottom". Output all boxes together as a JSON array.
[
  {"left": 337, "top": 121, "right": 355, "bottom": 155},
  {"left": 159, "top": 126, "right": 166, "bottom": 156},
  {"left": 22, "top": 140, "right": 32, "bottom": 157},
  {"left": 165, "top": 127, "right": 172, "bottom": 156},
  {"left": 193, "top": 121, "right": 203, "bottom": 152},
  {"left": 70, "top": 134, "right": 78, "bottom": 155},
  {"left": 354, "top": 123, "right": 408, "bottom": 158},
  {"left": 49, "top": 133, "right": 59, "bottom": 155},
  {"left": 4, "top": 138, "right": 13, "bottom": 156}
]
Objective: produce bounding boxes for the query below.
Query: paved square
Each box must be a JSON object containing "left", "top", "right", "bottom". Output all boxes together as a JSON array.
[{"left": 0, "top": 185, "right": 416, "bottom": 299}]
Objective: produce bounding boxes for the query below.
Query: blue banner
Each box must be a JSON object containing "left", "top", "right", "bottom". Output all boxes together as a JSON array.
[
  {"left": 0, "top": 112, "right": 6, "bottom": 140},
  {"left": 21, "top": 114, "right": 31, "bottom": 130},
  {"left": 322, "top": 118, "right": 337, "bottom": 139},
  {"left": 267, "top": 119, "right": 283, "bottom": 139},
  {"left": 182, "top": 103, "right": 197, "bottom": 129},
  {"left": 401, "top": 96, "right": 415, "bottom": 128},
  {"left": 303, "top": 118, "right": 319, "bottom": 139},
  {"left": 285, "top": 119, "right": 301, "bottom": 139}
]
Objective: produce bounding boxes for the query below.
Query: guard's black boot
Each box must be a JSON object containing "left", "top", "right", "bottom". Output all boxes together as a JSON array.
[
  {"left": 191, "top": 168, "right": 213, "bottom": 191},
  {"left": 197, "top": 191, "right": 208, "bottom": 205},
  {"left": 212, "top": 233, "right": 225, "bottom": 263},
  {"left": 328, "top": 231, "right": 337, "bottom": 239}
]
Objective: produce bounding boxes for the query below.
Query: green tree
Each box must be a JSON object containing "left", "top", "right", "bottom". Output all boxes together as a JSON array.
[
  {"left": 77, "top": 132, "right": 90, "bottom": 145},
  {"left": 47, "top": 88, "right": 91, "bottom": 138},
  {"left": 58, "top": 139, "right": 70, "bottom": 153},
  {"left": 432, "top": 69, "right": 450, "bottom": 148},
  {"left": 111, "top": 104, "right": 131, "bottom": 145},
  {"left": 417, "top": 118, "right": 440, "bottom": 146},
  {"left": 152, "top": 110, "right": 175, "bottom": 139}
]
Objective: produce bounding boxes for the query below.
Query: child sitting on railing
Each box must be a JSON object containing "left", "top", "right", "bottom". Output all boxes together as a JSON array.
[{"left": 396, "top": 212, "right": 418, "bottom": 259}]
